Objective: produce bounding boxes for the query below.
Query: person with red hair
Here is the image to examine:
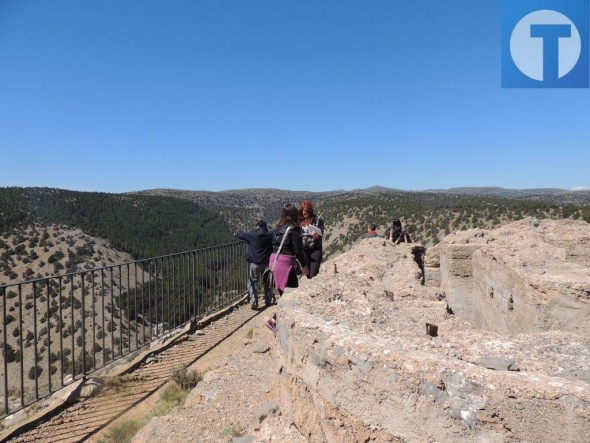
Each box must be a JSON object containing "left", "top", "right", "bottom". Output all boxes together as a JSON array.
[{"left": 298, "top": 200, "right": 325, "bottom": 278}]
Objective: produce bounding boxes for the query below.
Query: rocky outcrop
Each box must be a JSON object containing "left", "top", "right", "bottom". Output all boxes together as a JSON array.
[{"left": 276, "top": 220, "right": 590, "bottom": 442}]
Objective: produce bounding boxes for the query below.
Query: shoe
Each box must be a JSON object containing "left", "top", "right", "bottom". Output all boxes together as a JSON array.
[
  {"left": 264, "top": 318, "right": 277, "bottom": 335},
  {"left": 251, "top": 301, "right": 259, "bottom": 310}
]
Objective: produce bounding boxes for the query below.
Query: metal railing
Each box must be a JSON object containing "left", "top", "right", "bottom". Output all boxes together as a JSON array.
[{"left": 0, "top": 241, "right": 247, "bottom": 418}]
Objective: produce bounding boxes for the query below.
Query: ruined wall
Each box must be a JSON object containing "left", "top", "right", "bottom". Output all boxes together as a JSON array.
[
  {"left": 433, "top": 219, "right": 590, "bottom": 336},
  {"left": 277, "top": 224, "right": 590, "bottom": 442}
]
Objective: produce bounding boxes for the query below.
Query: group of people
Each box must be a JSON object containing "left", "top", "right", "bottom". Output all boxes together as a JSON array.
[
  {"left": 234, "top": 200, "right": 324, "bottom": 311},
  {"left": 362, "top": 218, "right": 412, "bottom": 243}
]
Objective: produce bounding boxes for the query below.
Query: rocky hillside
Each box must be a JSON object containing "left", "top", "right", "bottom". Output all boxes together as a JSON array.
[
  {"left": 1, "top": 225, "right": 137, "bottom": 285},
  {"left": 0, "top": 225, "right": 147, "bottom": 412}
]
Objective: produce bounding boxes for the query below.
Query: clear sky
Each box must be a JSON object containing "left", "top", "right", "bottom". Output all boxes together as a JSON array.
[{"left": 0, "top": 1, "right": 588, "bottom": 193}]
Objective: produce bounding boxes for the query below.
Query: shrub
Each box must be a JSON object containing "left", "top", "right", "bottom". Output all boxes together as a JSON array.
[
  {"left": 28, "top": 365, "right": 43, "bottom": 380},
  {"left": 3, "top": 343, "right": 17, "bottom": 363},
  {"left": 170, "top": 365, "right": 202, "bottom": 391}
]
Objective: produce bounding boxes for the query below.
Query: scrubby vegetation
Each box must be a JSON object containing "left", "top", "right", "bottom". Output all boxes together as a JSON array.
[{"left": 97, "top": 367, "right": 202, "bottom": 443}]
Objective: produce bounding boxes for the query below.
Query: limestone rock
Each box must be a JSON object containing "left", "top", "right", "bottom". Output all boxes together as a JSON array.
[
  {"left": 251, "top": 342, "right": 270, "bottom": 354},
  {"left": 477, "top": 356, "right": 518, "bottom": 371},
  {"left": 253, "top": 400, "right": 279, "bottom": 423}
]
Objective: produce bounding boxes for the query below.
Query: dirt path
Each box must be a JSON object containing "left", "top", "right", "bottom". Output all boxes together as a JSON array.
[
  {"left": 8, "top": 301, "right": 270, "bottom": 443},
  {"left": 129, "top": 298, "right": 305, "bottom": 443}
]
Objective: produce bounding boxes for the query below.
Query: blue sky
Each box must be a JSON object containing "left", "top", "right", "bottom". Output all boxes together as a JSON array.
[{"left": 0, "top": 1, "right": 588, "bottom": 193}]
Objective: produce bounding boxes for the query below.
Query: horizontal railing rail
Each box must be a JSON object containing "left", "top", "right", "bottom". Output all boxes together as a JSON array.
[{"left": 0, "top": 241, "right": 247, "bottom": 418}]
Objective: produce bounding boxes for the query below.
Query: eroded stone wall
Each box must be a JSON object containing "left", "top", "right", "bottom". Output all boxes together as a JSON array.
[
  {"left": 434, "top": 219, "right": 590, "bottom": 336},
  {"left": 277, "top": 223, "right": 590, "bottom": 442}
]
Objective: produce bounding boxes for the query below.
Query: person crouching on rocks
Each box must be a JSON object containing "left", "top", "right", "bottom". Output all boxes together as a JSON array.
[
  {"left": 298, "top": 200, "right": 324, "bottom": 279},
  {"left": 234, "top": 220, "right": 273, "bottom": 310},
  {"left": 270, "top": 204, "right": 309, "bottom": 296},
  {"left": 362, "top": 223, "right": 381, "bottom": 239}
]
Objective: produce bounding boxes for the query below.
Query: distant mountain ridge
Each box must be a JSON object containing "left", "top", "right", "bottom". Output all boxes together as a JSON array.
[{"left": 422, "top": 186, "right": 588, "bottom": 198}]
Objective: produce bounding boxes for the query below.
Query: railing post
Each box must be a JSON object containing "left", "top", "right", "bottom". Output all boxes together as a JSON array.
[
  {"left": 46, "top": 279, "right": 51, "bottom": 393},
  {"left": 58, "top": 278, "right": 63, "bottom": 387},
  {"left": 18, "top": 284, "right": 25, "bottom": 407},
  {"left": 81, "top": 273, "right": 86, "bottom": 376},
  {"left": 2, "top": 286, "right": 9, "bottom": 415}
]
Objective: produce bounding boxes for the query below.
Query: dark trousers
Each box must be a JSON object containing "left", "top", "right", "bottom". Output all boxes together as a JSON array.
[{"left": 303, "top": 248, "right": 322, "bottom": 278}]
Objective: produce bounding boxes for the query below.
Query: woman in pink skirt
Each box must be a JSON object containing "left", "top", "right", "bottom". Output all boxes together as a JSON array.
[{"left": 269, "top": 204, "right": 309, "bottom": 294}]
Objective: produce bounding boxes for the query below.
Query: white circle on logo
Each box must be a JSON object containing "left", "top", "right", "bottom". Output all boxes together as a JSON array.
[{"left": 510, "top": 9, "right": 581, "bottom": 81}]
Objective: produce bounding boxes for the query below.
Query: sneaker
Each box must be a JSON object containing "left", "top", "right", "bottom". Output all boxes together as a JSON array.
[
  {"left": 251, "top": 301, "right": 259, "bottom": 310},
  {"left": 264, "top": 318, "right": 277, "bottom": 334}
]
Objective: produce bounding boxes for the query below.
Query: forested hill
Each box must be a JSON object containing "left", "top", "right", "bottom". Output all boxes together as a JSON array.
[
  {"left": 0, "top": 187, "right": 234, "bottom": 259},
  {"left": 137, "top": 187, "right": 590, "bottom": 258}
]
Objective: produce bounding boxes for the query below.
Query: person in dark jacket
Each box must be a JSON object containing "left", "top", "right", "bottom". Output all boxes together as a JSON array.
[
  {"left": 385, "top": 218, "right": 412, "bottom": 244},
  {"left": 269, "top": 204, "right": 309, "bottom": 294},
  {"left": 235, "top": 220, "right": 273, "bottom": 310}
]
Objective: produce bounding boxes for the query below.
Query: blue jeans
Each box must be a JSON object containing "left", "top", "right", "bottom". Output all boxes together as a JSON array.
[{"left": 248, "top": 262, "right": 271, "bottom": 305}]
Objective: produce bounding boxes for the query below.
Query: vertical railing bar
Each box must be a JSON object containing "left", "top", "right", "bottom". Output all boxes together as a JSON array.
[
  {"left": 91, "top": 272, "right": 96, "bottom": 370},
  {"left": 101, "top": 270, "right": 105, "bottom": 366},
  {"left": 2, "top": 286, "right": 9, "bottom": 415},
  {"left": 58, "top": 278, "right": 63, "bottom": 387},
  {"left": 224, "top": 245, "right": 228, "bottom": 304},
  {"left": 195, "top": 251, "right": 202, "bottom": 318},
  {"left": 236, "top": 244, "right": 240, "bottom": 299},
  {"left": 174, "top": 255, "right": 177, "bottom": 328},
  {"left": 203, "top": 250, "right": 208, "bottom": 314},
  {"left": 138, "top": 263, "right": 142, "bottom": 346},
  {"left": 81, "top": 273, "right": 86, "bottom": 376},
  {"left": 220, "top": 247, "right": 223, "bottom": 305},
  {"left": 167, "top": 257, "right": 171, "bottom": 333},
  {"left": 180, "top": 254, "right": 183, "bottom": 326},
  {"left": 220, "top": 247, "right": 224, "bottom": 305},
  {"left": 70, "top": 278, "right": 75, "bottom": 380},
  {"left": 183, "top": 253, "right": 187, "bottom": 325},
  {"left": 146, "top": 261, "right": 150, "bottom": 343},
  {"left": 210, "top": 248, "right": 214, "bottom": 310},
  {"left": 206, "top": 250, "right": 210, "bottom": 312},
  {"left": 215, "top": 247, "right": 219, "bottom": 308},
  {"left": 190, "top": 251, "right": 197, "bottom": 320},
  {"left": 33, "top": 281, "right": 39, "bottom": 399},
  {"left": 210, "top": 249, "right": 214, "bottom": 310},
  {"left": 172, "top": 256, "right": 176, "bottom": 329},
  {"left": 154, "top": 259, "right": 159, "bottom": 337},
  {"left": 46, "top": 279, "right": 52, "bottom": 394},
  {"left": 18, "top": 284, "right": 25, "bottom": 407},
  {"left": 118, "top": 266, "right": 122, "bottom": 357},
  {"left": 186, "top": 253, "right": 189, "bottom": 323},
  {"left": 126, "top": 263, "right": 130, "bottom": 355},
  {"left": 110, "top": 268, "right": 114, "bottom": 363}
]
